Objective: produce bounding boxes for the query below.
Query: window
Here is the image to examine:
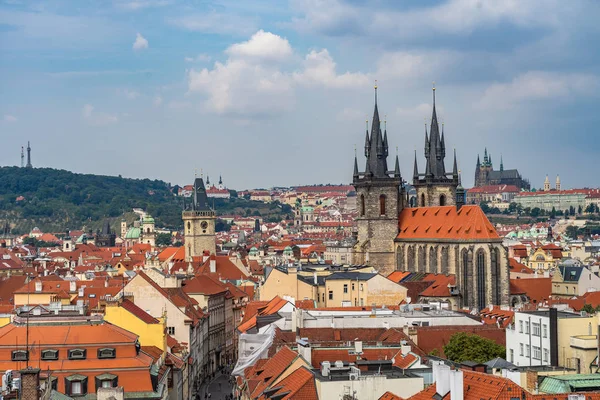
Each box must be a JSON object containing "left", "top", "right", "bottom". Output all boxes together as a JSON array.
[
  {"left": 526, "top": 344, "right": 530, "bottom": 357},
  {"left": 352, "top": 283, "right": 355, "bottom": 291},
  {"left": 11, "top": 350, "right": 28, "bottom": 361},
  {"left": 360, "top": 195, "right": 365, "bottom": 216},
  {"left": 360, "top": 283, "right": 364, "bottom": 291},
  {"left": 532, "top": 322, "right": 541, "bottom": 337},
  {"left": 519, "top": 343, "right": 524, "bottom": 356},
  {"left": 322, "top": 293, "right": 325, "bottom": 302},
  {"left": 68, "top": 349, "right": 87, "bottom": 360},
  {"left": 439, "top": 194, "right": 446, "bottom": 206},
  {"left": 64, "top": 375, "right": 87, "bottom": 397},
  {"left": 543, "top": 324, "right": 548, "bottom": 338},
  {"left": 97, "top": 348, "right": 116, "bottom": 359},
  {"left": 519, "top": 321, "right": 523, "bottom": 333},
  {"left": 343, "top": 284, "right": 348, "bottom": 294},
  {"left": 328, "top": 291, "right": 333, "bottom": 300},
  {"left": 360, "top": 298, "right": 364, "bottom": 306},
  {"left": 95, "top": 373, "right": 118, "bottom": 390},
  {"left": 533, "top": 346, "right": 541, "bottom": 360},
  {"left": 167, "top": 327, "right": 175, "bottom": 335},
  {"left": 41, "top": 349, "right": 59, "bottom": 361},
  {"left": 525, "top": 321, "right": 529, "bottom": 334},
  {"left": 379, "top": 194, "right": 386, "bottom": 215},
  {"left": 543, "top": 348, "right": 549, "bottom": 363},
  {"left": 509, "top": 349, "right": 514, "bottom": 363}
]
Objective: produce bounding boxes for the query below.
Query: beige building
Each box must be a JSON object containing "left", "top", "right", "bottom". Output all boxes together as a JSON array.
[
  {"left": 259, "top": 265, "right": 406, "bottom": 307},
  {"left": 324, "top": 242, "right": 355, "bottom": 265}
]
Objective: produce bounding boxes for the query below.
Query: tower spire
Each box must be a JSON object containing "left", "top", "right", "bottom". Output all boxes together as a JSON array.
[
  {"left": 364, "top": 119, "right": 370, "bottom": 158},
  {"left": 353, "top": 146, "right": 359, "bottom": 178},
  {"left": 500, "top": 155, "right": 504, "bottom": 171},
  {"left": 394, "top": 148, "right": 401, "bottom": 179},
  {"left": 26, "top": 141, "right": 32, "bottom": 168},
  {"left": 452, "top": 148, "right": 458, "bottom": 180},
  {"left": 413, "top": 150, "right": 419, "bottom": 181}
]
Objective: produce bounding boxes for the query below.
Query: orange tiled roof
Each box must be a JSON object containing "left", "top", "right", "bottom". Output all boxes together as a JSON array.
[
  {"left": 245, "top": 346, "right": 298, "bottom": 398},
  {"left": 419, "top": 274, "right": 455, "bottom": 297},
  {"left": 380, "top": 392, "right": 405, "bottom": 400},
  {"left": 387, "top": 271, "right": 411, "bottom": 283},
  {"left": 510, "top": 278, "right": 551, "bottom": 304},
  {"left": 120, "top": 299, "right": 160, "bottom": 324},
  {"left": 238, "top": 296, "right": 290, "bottom": 333},
  {"left": 259, "top": 366, "right": 316, "bottom": 400},
  {"left": 397, "top": 205, "right": 499, "bottom": 241}
]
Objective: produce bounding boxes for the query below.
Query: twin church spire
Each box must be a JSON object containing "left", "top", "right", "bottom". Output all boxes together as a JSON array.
[{"left": 354, "top": 84, "right": 401, "bottom": 181}]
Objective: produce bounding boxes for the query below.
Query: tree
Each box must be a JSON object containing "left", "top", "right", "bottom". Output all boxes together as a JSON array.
[
  {"left": 586, "top": 204, "right": 596, "bottom": 214},
  {"left": 550, "top": 207, "right": 556, "bottom": 219},
  {"left": 155, "top": 233, "right": 172, "bottom": 247},
  {"left": 581, "top": 303, "right": 600, "bottom": 315},
  {"left": 443, "top": 332, "right": 506, "bottom": 363},
  {"left": 578, "top": 205, "right": 583, "bottom": 215},
  {"left": 215, "top": 219, "right": 232, "bottom": 232},
  {"left": 508, "top": 202, "right": 518, "bottom": 213},
  {"left": 565, "top": 225, "right": 580, "bottom": 239},
  {"left": 480, "top": 201, "right": 490, "bottom": 213},
  {"left": 530, "top": 207, "right": 541, "bottom": 218}
]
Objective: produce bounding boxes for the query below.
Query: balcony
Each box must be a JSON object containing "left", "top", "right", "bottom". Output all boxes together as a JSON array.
[{"left": 570, "top": 335, "right": 597, "bottom": 350}]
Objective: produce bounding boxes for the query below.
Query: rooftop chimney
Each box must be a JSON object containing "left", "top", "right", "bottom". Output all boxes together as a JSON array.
[
  {"left": 69, "top": 281, "right": 76, "bottom": 292},
  {"left": 449, "top": 369, "right": 464, "bottom": 399},
  {"left": 209, "top": 256, "right": 216, "bottom": 274},
  {"left": 34, "top": 281, "right": 42, "bottom": 293},
  {"left": 433, "top": 362, "right": 451, "bottom": 397},
  {"left": 313, "top": 272, "right": 318, "bottom": 285}
]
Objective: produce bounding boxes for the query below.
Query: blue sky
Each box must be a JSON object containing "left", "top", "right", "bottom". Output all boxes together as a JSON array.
[{"left": 1, "top": 0, "right": 599, "bottom": 190}]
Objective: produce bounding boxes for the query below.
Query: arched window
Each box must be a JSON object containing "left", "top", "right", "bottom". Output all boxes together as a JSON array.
[
  {"left": 462, "top": 249, "right": 469, "bottom": 308},
  {"left": 407, "top": 246, "right": 415, "bottom": 271},
  {"left": 439, "top": 194, "right": 446, "bottom": 206},
  {"left": 418, "top": 246, "right": 426, "bottom": 273},
  {"left": 146, "top": 228, "right": 151, "bottom": 233},
  {"left": 360, "top": 195, "right": 365, "bottom": 216},
  {"left": 429, "top": 246, "right": 437, "bottom": 273},
  {"left": 421, "top": 193, "right": 426, "bottom": 207},
  {"left": 396, "top": 246, "right": 404, "bottom": 270},
  {"left": 477, "top": 249, "right": 486, "bottom": 311},
  {"left": 187, "top": 222, "right": 191, "bottom": 233},
  {"left": 379, "top": 194, "right": 386, "bottom": 215},
  {"left": 441, "top": 246, "right": 449, "bottom": 275}
]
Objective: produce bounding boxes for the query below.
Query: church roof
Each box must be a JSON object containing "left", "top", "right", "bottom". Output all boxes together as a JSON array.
[
  {"left": 125, "top": 227, "right": 141, "bottom": 239},
  {"left": 396, "top": 205, "right": 499, "bottom": 241},
  {"left": 487, "top": 169, "right": 521, "bottom": 180}
]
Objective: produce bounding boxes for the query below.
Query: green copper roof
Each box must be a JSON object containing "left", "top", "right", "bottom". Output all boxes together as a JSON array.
[
  {"left": 142, "top": 215, "right": 155, "bottom": 224},
  {"left": 538, "top": 374, "right": 600, "bottom": 394},
  {"left": 125, "top": 227, "right": 141, "bottom": 239}
]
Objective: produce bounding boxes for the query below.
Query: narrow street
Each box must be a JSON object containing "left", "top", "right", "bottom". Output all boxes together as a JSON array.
[{"left": 198, "top": 371, "right": 234, "bottom": 400}]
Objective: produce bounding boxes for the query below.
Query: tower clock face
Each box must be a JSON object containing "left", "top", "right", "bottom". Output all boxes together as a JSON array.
[{"left": 201, "top": 221, "right": 208, "bottom": 230}]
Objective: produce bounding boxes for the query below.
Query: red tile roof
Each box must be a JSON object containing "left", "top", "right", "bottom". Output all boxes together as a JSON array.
[
  {"left": 397, "top": 206, "right": 499, "bottom": 241},
  {"left": 387, "top": 271, "right": 411, "bottom": 283},
  {"left": 238, "top": 296, "right": 290, "bottom": 333},
  {"left": 260, "top": 366, "right": 316, "bottom": 400},
  {"left": 416, "top": 326, "right": 505, "bottom": 357},
  {"left": 509, "top": 277, "right": 551, "bottom": 304},
  {"left": 509, "top": 258, "right": 533, "bottom": 273},
  {"left": 120, "top": 299, "right": 160, "bottom": 324},
  {"left": 380, "top": 391, "right": 405, "bottom": 400}
]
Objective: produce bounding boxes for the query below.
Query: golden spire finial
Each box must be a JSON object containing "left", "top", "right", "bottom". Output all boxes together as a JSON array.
[
  {"left": 374, "top": 79, "right": 378, "bottom": 90},
  {"left": 432, "top": 81, "right": 436, "bottom": 91},
  {"left": 384, "top": 114, "right": 387, "bottom": 130},
  {"left": 366, "top": 118, "right": 368, "bottom": 131},
  {"left": 354, "top": 144, "right": 357, "bottom": 156},
  {"left": 200, "top": 168, "right": 203, "bottom": 178},
  {"left": 396, "top": 146, "right": 399, "bottom": 155}
]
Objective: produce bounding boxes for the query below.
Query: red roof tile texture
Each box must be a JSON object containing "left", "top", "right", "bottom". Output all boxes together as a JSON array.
[
  {"left": 509, "top": 277, "right": 551, "bottom": 304},
  {"left": 397, "top": 205, "right": 499, "bottom": 241}
]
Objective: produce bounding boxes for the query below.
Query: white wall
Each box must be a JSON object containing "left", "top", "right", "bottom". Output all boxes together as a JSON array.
[
  {"left": 316, "top": 375, "right": 423, "bottom": 400},
  {"left": 506, "top": 312, "right": 551, "bottom": 367}
]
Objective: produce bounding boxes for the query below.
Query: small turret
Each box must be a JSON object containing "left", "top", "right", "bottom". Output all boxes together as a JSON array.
[
  {"left": 555, "top": 175, "right": 561, "bottom": 191},
  {"left": 544, "top": 175, "right": 551, "bottom": 192},
  {"left": 456, "top": 170, "right": 465, "bottom": 210}
]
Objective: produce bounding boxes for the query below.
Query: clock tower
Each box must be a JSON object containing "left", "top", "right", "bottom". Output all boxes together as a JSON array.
[{"left": 183, "top": 175, "right": 216, "bottom": 259}]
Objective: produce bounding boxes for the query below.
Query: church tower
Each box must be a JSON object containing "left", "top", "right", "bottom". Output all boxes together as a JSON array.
[
  {"left": 353, "top": 85, "right": 404, "bottom": 274},
  {"left": 183, "top": 175, "right": 216, "bottom": 260},
  {"left": 413, "top": 86, "right": 458, "bottom": 206}
]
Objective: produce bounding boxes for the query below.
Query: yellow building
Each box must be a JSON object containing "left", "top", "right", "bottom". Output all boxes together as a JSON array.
[
  {"left": 260, "top": 265, "right": 407, "bottom": 307},
  {"left": 103, "top": 297, "right": 167, "bottom": 353},
  {"left": 526, "top": 245, "right": 563, "bottom": 271},
  {"left": 13, "top": 279, "right": 76, "bottom": 306}
]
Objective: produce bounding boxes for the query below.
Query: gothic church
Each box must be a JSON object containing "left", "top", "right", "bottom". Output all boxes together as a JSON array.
[{"left": 352, "top": 86, "right": 509, "bottom": 310}]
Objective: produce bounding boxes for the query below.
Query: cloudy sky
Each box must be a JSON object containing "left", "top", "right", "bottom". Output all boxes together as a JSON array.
[{"left": 1, "top": 0, "right": 599, "bottom": 190}]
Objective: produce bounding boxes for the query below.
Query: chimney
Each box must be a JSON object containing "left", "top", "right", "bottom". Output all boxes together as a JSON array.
[
  {"left": 355, "top": 341, "right": 363, "bottom": 354},
  {"left": 313, "top": 272, "right": 318, "bottom": 285},
  {"left": 298, "top": 341, "right": 311, "bottom": 366},
  {"left": 19, "top": 368, "right": 40, "bottom": 400},
  {"left": 209, "top": 256, "right": 216, "bottom": 274},
  {"left": 433, "top": 363, "right": 451, "bottom": 397},
  {"left": 321, "top": 361, "right": 330, "bottom": 377},
  {"left": 70, "top": 281, "right": 76, "bottom": 292},
  {"left": 78, "top": 286, "right": 84, "bottom": 297},
  {"left": 449, "top": 369, "right": 464, "bottom": 399},
  {"left": 34, "top": 281, "right": 42, "bottom": 293}
]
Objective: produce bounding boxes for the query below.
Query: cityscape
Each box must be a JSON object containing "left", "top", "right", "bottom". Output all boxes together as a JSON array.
[{"left": 1, "top": 1, "right": 600, "bottom": 400}]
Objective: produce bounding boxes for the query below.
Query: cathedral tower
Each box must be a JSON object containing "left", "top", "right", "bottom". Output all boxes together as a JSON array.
[
  {"left": 412, "top": 86, "right": 458, "bottom": 206},
  {"left": 183, "top": 175, "right": 216, "bottom": 260},
  {"left": 353, "top": 85, "right": 404, "bottom": 274}
]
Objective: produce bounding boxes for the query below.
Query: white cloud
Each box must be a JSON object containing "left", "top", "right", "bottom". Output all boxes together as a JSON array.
[
  {"left": 169, "top": 13, "right": 257, "bottom": 36},
  {"left": 132, "top": 33, "right": 148, "bottom": 50},
  {"left": 3, "top": 115, "right": 17, "bottom": 122},
  {"left": 395, "top": 103, "right": 433, "bottom": 118},
  {"left": 184, "top": 54, "right": 211, "bottom": 63},
  {"left": 123, "top": 89, "right": 140, "bottom": 99},
  {"left": 168, "top": 100, "right": 192, "bottom": 110},
  {"left": 153, "top": 96, "right": 163, "bottom": 106},
  {"left": 187, "top": 30, "right": 369, "bottom": 117},
  {"left": 225, "top": 30, "right": 293, "bottom": 62},
  {"left": 115, "top": 0, "right": 172, "bottom": 11},
  {"left": 478, "top": 71, "right": 599, "bottom": 109},
  {"left": 82, "top": 104, "right": 118, "bottom": 125},
  {"left": 294, "top": 49, "right": 369, "bottom": 88}
]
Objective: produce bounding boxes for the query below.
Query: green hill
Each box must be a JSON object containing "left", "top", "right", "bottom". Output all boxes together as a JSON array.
[{"left": 0, "top": 167, "right": 292, "bottom": 234}]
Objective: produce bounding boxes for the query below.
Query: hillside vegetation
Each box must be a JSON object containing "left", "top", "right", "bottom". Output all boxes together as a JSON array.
[{"left": 0, "top": 167, "right": 290, "bottom": 234}]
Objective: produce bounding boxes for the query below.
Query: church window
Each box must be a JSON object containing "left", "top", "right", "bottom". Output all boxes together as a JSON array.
[
  {"left": 379, "top": 194, "right": 386, "bottom": 215},
  {"left": 407, "top": 246, "right": 415, "bottom": 271},
  {"left": 429, "top": 247, "right": 437, "bottom": 273},
  {"left": 439, "top": 194, "right": 446, "bottom": 206},
  {"left": 396, "top": 247, "right": 404, "bottom": 270},
  {"left": 441, "top": 247, "right": 449, "bottom": 275},
  {"left": 420, "top": 193, "right": 426, "bottom": 207},
  {"left": 147, "top": 228, "right": 151, "bottom": 233},
  {"left": 493, "top": 248, "right": 501, "bottom": 305},
  {"left": 476, "top": 250, "right": 486, "bottom": 311},
  {"left": 462, "top": 250, "right": 469, "bottom": 307},
  {"left": 360, "top": 195, "right": 365, "bottom": 216},
  {"left": 418, "top": 246, "right": 426, "bottom": 273}
]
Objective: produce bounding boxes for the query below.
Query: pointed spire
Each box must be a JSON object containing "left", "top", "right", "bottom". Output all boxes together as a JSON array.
[
  {"left": 206, "top": 175, "right": 210, "bottom": 185},
  {"left": 489, "top": 154, "right": 493, "bottom": 168},
  {"left": 413, "top": 150, "right": 419, "bottom": 180},
  {"left": 353, "top": 146, "right": 359, "bottom": 178},
  {"left": 394, "top": 146, "right": 401, "bottom": 178},
  {"left": 383, "top": 115, "right": 389, "bottom": 157},
  {"left": 441, "top": 122, "right": 446, "bottom": 155},
  {"left": 219, "top": 175, "right": 222, "bottom": 185},
  {"left": 476, "top": 154, "right": 481, "bottom": 166},
  {"left": 452, "top": 149, "right": 458, "bottom": 179},
  {"left": 500, "top": 155, "right": 504, "bottom": 171},
  {"left": 424, "top": 122, "right": 429, "bottom": 156},
  {"left": 364, "top": 119, "right": 370, "bottom": 158},
  {"left": 484, "top": 147, "right": 488, "bottom": 165}
]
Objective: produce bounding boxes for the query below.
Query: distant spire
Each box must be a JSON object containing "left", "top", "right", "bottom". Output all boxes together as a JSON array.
[
  {"left": 394, "top": 146, "right": 401, "bottom": 178},
  {"left": 484, "top": 147, "right": 488, "bottom": 165},
  {"left": 489, "top": 154, "right": 493, "bottom": 168},
  {"left": 424, "top": 122, "right": 429, "bottom": 156},
  {"left": 500, "top": 155, "right": 504, "bottom": 172},
  {"left": 441, "top": 122, "right": 446, "bottom": 154},
  {"left": 476, "top": 154, "right": 481, "bottom": 167},
  {"left": 413, "top": 150, "right": 419, "bottom": 180},
  {"left": 206, "top": 175, "right": 210, "bottom": 185},
  {"left": 452, "top": 148, "right": 458, "bottom": 179},
  {"left": 353, "top": 146, "right": 359, "bottom": 178},
  {"left": 20, "top": 146, "right": 24, "bottom": 168},
  {"left": 219, "top": 175, "right": 222, "bottom": 185},
  {"left": 364, "top": 119, "right": 370, "bottom": 158},
  {"left": 26, "top": 141, "right": 32, "bottom": 168},
  {"left": 383, "top": 115, "right": 388, "bottom": 157}
]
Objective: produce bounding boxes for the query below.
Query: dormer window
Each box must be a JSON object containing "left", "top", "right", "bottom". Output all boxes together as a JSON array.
[
  {"left": 41, "top": 349, "right": 59, "bottom": 360},
  {"left": 68, "top": 349, "right": 87, "bottom": 360},
  {"left": 11, "top": 350, "right": 28, "bottom": 361},
  {"left": 97, "top": 348, "right": 116, "bottom": 359}
]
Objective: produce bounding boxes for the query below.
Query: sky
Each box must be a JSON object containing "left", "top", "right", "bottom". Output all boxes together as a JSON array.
[{"left": 1, "top": 0, "right": 599, "bottom": 190}]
